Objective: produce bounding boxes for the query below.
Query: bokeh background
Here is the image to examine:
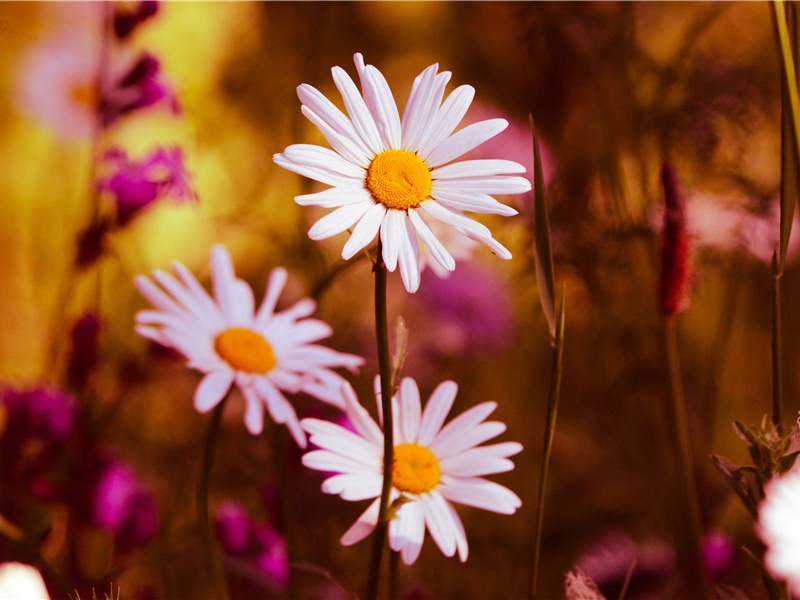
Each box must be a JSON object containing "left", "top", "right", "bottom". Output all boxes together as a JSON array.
[{"left": 0, "top": 2, "right": 798, "bottom": 599}]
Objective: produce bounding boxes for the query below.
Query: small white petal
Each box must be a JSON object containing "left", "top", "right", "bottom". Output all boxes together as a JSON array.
[
  {"left": 194, "top": 370, "right": 234, "bottom": 413},
  {"left": 341, "top": 202, "right": 386, "bottom": 259},
  {"left": 282, "top": 144, "right": 366, "bottom": 179},
  {"left": 430, "top": 187, "right": 519, "bottom": 216},
  {"left": 423, "top": 118, "right": 508, "bottom": 168},
  {"left": 421, "top": 492, "right": 457, "bottom": 558},
  {"left": 295, "top": 186, "right": 372, "bottom": 208},
  {"left": 418, "top": 380, "right": 458, "bottom": 446},
  {"left": 439, "top": 476, "right": 521, "bottom": 514},
  {"left": 397, "top": 215, "right": 421, "bottom": 293},
  {"left": 397, "top": 377, "right": 422, "bottom": 444},
  {"left": 432, "top": 159, "right": 527, "bottom": 179},
  {"left": 341, "top": 498, "right": 380, "bottom": 546},
  {"left": 430, "top": 401, "right": 497, "bottom": 455},
  {"left": 418, "top": 84, "right": 475, "bottom": 159},
  {"left": 420, "top": 200, "right": 493, "bottom": 239},
  {"left": 407, "top": 209, "right": 456, "bottom": 273},
  {"left": 307, "top": 201, "right": 373, "bottom": 240},
  {"left": 332, "top": 65, "right": 383, "bottom": 155}
]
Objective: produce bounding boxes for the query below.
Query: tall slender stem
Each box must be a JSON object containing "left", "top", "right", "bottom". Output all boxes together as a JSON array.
[
  {"left": 664, "top": 318, "right": 709, "bottom": 598},
  {"left": 197, "top": 396, "right": 230, "bottom": 600},
  {"left": 771, "top": 256, "right": 783, "bottom": 426},
  {"left": 366, "top": 239, "right": 394, "bottom": 600},
  {"left": 529, "top": 289, "right": 565, "bottom": 599}
]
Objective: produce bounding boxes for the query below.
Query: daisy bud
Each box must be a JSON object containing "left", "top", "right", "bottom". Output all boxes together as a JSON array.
[{"left": 658, "top": 163, "right": 694, "bottom": 317}]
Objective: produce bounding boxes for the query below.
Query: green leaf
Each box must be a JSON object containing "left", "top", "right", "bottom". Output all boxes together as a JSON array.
[
  {"left": 530, "top": 116, "right": 557, "bottom": 341},
  {"left": 773, "top": 0, "right": 800, "bottom": 274}
]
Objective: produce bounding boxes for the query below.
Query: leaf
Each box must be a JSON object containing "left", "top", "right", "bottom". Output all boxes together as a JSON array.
[
  {"left": 733, "top": 420, "right": 759, "bottom": 448},
  {"left": 779, "top": 449, "right": 800, "bottom": 473},
  {"left": 773, "top": 0, "right": 800, "bottom": 274},
  {"left": 390, "top": 316, "right": 408, "bottom": 394},
  {"left": 529, "top": 116, "right": 557, "bottom": 341},
  {"left": 710, "top": 454, "right": 760, "bottom": 517}
]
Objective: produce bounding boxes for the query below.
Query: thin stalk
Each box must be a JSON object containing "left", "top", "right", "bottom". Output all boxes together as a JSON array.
[
  {"left": 274, "top": 427, "right": 300, "bottom": 600},
  {"left": 529, "top": 287, "right": 566, "bottom": 599},
  {"left": 772, "top": 255, "right": 783, "bottom": 426},
  {"left": 664, "top": 317, "right": 709, "bottom": 598},
  {"left": 197, "top": 396, "right": 230, "bottom": 600},
  {"left": 366, "top": 239, "right": 395, "bottom": 600},
  {"left": 389, "top": 549, "right": 400, "bottom": 600}
]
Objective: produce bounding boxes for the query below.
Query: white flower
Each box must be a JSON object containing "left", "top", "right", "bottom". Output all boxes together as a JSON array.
[
  {"left": 758, "top": 471, "right": 800, "bottom": 595},
  {"left": 274, "top": 53, "right": 531, "bottom": 293},
  {"left": 134, "top": 245, "right": 364, "bottom": 447},
  {"left": 0, "top": 562, "right": 50, "bottom": 600},
  {"left": 301, "top": 377, "right": 522, "bottom": 564}
]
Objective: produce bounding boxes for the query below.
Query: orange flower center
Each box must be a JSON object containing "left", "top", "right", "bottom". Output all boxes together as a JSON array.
[
  {"left": 392, "top": 443, "right": 441, "bottom": 495},
  {"left": 214, "top": 327, "right": 276, "bottom": 373},
  {"left": 366, "top": 149, "right": 432, "bottom": 211}
]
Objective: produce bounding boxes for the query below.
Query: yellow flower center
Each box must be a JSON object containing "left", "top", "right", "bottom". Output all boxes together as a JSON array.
[
  {"left": 391, "top": 443, "right": 441, "bottom": 495},
  {"left": 214, "top": 327, "right": 276, "bottom": 374},
  {"left": 366, "top": 149, "right": 432, "bottom": 211}
]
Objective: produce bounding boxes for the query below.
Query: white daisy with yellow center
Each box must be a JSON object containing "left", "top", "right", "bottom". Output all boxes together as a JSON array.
[
  {"left": 301, "top": 377, "right": 522, "bottom": 564},
  {"left": 134, "top": 245, "right": 364, "bottom": 447},
  {"left": 273, "top": 53, "right": 532, "bottom": 293}
]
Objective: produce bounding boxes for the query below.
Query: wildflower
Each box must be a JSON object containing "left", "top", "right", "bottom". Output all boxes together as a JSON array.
[
  {"left": 101, "top": 52, "right": 180, "bottom": 127},
  {"left": 657, "top": 163, "right": 694, "bottom": 317},
  {"left": 215, "top": 501, "right": 290, "bottom": 589},
  {"left": 92, "top": 460, "right": 160, "bottom": 551},
  {"left": 301, "top": 377, "right": 522, "bottom": 564},
  {"left": 97, "top": 146, "right": 196, "bottom": 226},
  {"left": 274, "top": 53, "right": 531, "bottom": 293},
  {"left": 758, "top": 471, "right": 800, "bottom": 595},
  {"left": 114, "top": 1, "right": 159, "bottom": 40},
  {"left": 134, "top": 245, "right": 364, "bottom": 446},
  {"left": 0, "top": 563, "right": 50, "bottom": 600}
]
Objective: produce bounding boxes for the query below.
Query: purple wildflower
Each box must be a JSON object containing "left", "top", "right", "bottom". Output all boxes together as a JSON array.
[
  {"left": 101, "top": 52, "right": 180, "bottom": 127},
  {"left": 114, "top": 1, "right": 159, "bottom": 40},
  {"left": 91, "top": 460, "right": 160, "bottom": 551},
  {"left": 97, "top": 146, "right": 196, "bottom": 226}
]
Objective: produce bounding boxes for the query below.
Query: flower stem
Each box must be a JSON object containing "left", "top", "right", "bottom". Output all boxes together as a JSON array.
[
  {"left": 197, "top": 396, "right": 230, "bottom": 600},
  {"left": 772, "top": 255, "right": 783, "bottom": 427},
  {"left": 529, "top": 287, "right": 565, "bottom": 599},
  {"left": 663, "top": 317, "right": 709, "bottom": 598},
  {"left": 366, "top": 239, "right": 394, "bottom": 600}
]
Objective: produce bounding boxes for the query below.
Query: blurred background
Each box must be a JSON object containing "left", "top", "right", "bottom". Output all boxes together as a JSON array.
[{"left": 0, "top": 2, "right": 796, "bottom": 598}]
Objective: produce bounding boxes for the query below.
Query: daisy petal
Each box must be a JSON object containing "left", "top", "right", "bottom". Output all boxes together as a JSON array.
[
  {"left": 418, "top": 380, "right": 458, "bottom": 446},
  {"left": 401, "top": 63, "right": 444, "bottom": 150},
  {"left": 407, "top": 209, "right": 456, "bottom": 273},
  {"left": 332, "top": 65, "right": 383, "bottom": 155},
  {"left": 430, "top": 187, "right": 519, "bottom": 216},
  {"left": 295, "top": 186, "right": 372, "bottom": 208},
  {"left": 418, "top": 84, "right": 475, "bottom": 159},
  {"left": 307, "top": 201, "right": 373, "bottom": 240},
  {"left": 194, "top": 370, "right": 234, "bottom": 413},
  {"left": 439, "top": 476, "right": 522, "bottom": 515},
  {"left": 398, "top": 377, "right": 422, "bottom": 444},
  {"left": 397, "top": 215, "right": 421, "bottom": 293},
  {"left": 421, "top": 492, "right": 457, "bottom": 558},
  {"left": 341, "top": 498, "right": 380, "bottom": 546},
  {"left": 429, "top": 401, "right": 498, "bottom": 455},
  {"left": 423, "top": 118, "right": 508, "bottom": 168},
  {"left": 341, "top": 202, "right": 386, "bottom": 259}
]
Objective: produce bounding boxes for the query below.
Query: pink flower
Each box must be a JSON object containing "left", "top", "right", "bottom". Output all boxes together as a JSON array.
[{"left": 97, "top": 146, "right": 196, "bottom": 225}]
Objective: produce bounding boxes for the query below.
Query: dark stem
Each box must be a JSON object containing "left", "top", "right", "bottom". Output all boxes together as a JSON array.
[
  {"left": 664, "top": 318, "right": 709, "bottom": 598},
  {"left": 274, "top": 427, "right": 300, "bottom": 600},
  {"left": 389, "top": 549, "right": 400, "bottom": 600},
  {"left": 366, "top": 239, "right": 394, "bottom": 600},
  {"left": 771, "top": 256, "right": 783, "bottom": 426},
  {"left": 529, "top": 290, "right": 565, "bottom": 599},
  {"left": 197, "top": 396, "right": 230, "bottom": 600}
]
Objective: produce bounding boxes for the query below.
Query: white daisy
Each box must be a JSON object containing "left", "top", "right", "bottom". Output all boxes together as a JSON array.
[
  {"left": 301, "top": 377, "right": 522, "bottom": 564},
  {"left": 758, "top": 471, "right": 800, "bottom": 595},
  {"left": 273, "top": 53, "right": 531, "bottom": 293},
  {"left": 134, "top": 245, "right": 364, "bottom": 447}
]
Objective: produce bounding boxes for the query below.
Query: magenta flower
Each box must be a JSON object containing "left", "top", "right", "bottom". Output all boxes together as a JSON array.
[
  {"left": 215, "top": 501, "right": 290, "bottom": 590},
  {"left": 114, "top": 1, "right": 159, "bottom": 40},
  {"left": 91, "top": 460, "right": 160, "bottom": 551},
  {"left": 98, "top": 146, "right": 196, "bottom": 226},
  {"left": 101, "top": 52, "right": 180, "bottom": 127}
]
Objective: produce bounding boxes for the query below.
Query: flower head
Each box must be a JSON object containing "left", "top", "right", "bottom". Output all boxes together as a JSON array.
[
  {"left": 92, "top": 460, "right": 160, "bottom": 551},
  {"left": 134, "top": 245, "right": 364, "bottom": 446},
  {"left": 758, "top": 471, "right": 800, "bottom": 595},
  {"left": 301, "top": 377, "right": 522, "bottom": 564},
  {"left": 97, "top": 146, "right": 196, "bottom": 226},
  {"left": 658, "top": 163, "right": 694, "bottom": 317},
  {"left": 274, "top": 53, "right": 531, "bottom": 293}
]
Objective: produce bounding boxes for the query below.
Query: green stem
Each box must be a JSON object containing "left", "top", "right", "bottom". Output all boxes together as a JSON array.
[
  {"left": 529, "top": 287, "right": 566, "bottom": 599},
  {"left": 664, "top": 318, "right": 709, "bottom": 598},
  {"left": 366, "top": 239, "right": 394, "bottom": 600},
  {"left": 197, "top": 396, "right": 230, "bottom": 600}
]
